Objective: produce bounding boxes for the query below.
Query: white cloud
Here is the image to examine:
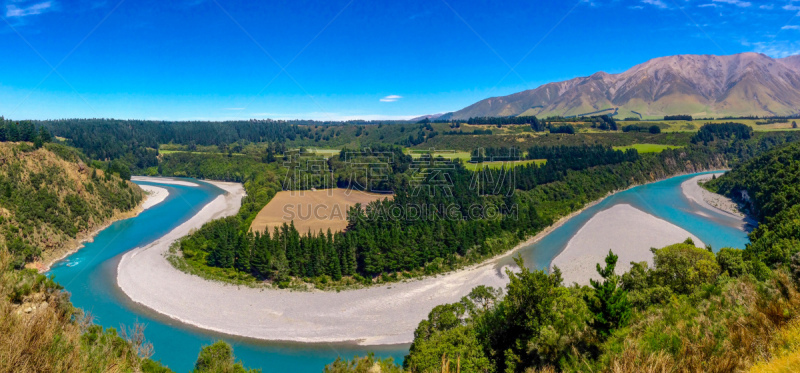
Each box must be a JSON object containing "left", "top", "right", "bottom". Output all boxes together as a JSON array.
[
  {"left": 379, "top": 95, "right": 402, "bottom": 102},
  {"left": 6, "top": 1, "right": 53, "bottom": 17},
  {"left": 781, "top": 25, "right": 800, "bottom": 30},
  {"left": 759, "top": 4, "right": 774, "bottom": 10},
  {"left": 642, "top": 0, "right": 668, "bottom": 9},
  {"left": 712, "top": 0, "right": 751, "bottom": 7},
  {"left": 699, "top": 4, "right": 718, "bottom": 8},
  {"left": 748, "top": 40, "right": 800, "bottom": 58},
  {"left": 784, "top": 4, "right": 800, "bottom": 15}
]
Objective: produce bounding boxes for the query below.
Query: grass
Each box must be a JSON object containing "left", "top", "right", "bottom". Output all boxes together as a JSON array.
[
  {"left": 0, "top": 249, "right": 165, "bottom": 372},
  {"left": 747, "top": 319, "right": 800, "bottom": 373},
  {"left": 405, "top": 149, "right": 548, "bottom": 170},
  {"left": 464, "top": 159, "right": 546, "bottom": 171},
  {"left": 618, "top": 119, "right": 800, "bottom": 133},
  {"left": 301, "top": 147, "right": 341, "bottom": 156},
  {"left": 613, "top": 144, "right": 683, "bottom": 153},
  {"left": 407, "top": 149, "right": 473, "bottom": 161},
  {"left": 748, "top": 352, "right": 800, "bottom": 373}
]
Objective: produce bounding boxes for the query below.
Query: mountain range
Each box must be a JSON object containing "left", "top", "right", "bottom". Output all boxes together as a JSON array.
[{"left": 440, "top": 53, "right": 800, "bottom": 120}]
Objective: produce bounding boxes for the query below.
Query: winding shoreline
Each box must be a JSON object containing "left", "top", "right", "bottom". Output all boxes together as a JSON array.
[
  {"left": 37, "top": 182, "right": 168, "bottom": 273},
  {"left": 551, "top": 204, "right": 704, "bottom": 286},
  {"left": 113, "top": 171, "right": 733, "bottom": 345},
  {"left": 680, "top": 174, "right": 757, "bottom": 229},
  {"left": 117, "top": 178, "right": 510, "bottom": 345},
  {"left": 139, "top": 185, "right": 170, "bottom": 211}
]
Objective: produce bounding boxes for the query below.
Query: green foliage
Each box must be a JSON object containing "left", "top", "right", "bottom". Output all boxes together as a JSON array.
[
  {"left": 691, "top": 122, "right": 753, "bottom": 144},
  {"left": 43, "top": 142, "right": 87, "bottom": 163},
  {"left": 401, "top": 236, "right": 800, "bottom": 373},
  {"left": 480, "top": 257, "right": 582, "bottom": 372},
  {"left": 194, "top": 341, "right": 259, "bottom": 373},
  {"left": 406, "top": 299, "right": 493, "bottom": 373},
  {"left": 585, "top": 251, "right": 631, "bottom": 338},
  {"left": 716, "top": 247, "right": 747, "bottom": 277},
  {"left": 424, "top": 131, "right": 694, "bottom": 152},
  {"left": 107, "top": 159, "right": 132, "bottom": 180},
  {"left": 0, "top": 118, "right": 53, "bottom": 148},
  {"left": 650, "top": 243, "right": 720, "bottom": 295},
  {"left": 549, "top": 124, "right": 574, "bottom": 134},
  {"left": 664, "top": 115, "right": 693, "bottom": 121},
  {"left": 325, "top": 353, "right": 404, "bottom": 373},
  {"left": 406, "top": 325, "right": 492, "bottom": 373},
  {"left": 0, "top": 143, "right": 142, "bottom": 266},
  {"left": 621, "top": 262, "right": 673, "bottom": 310}
]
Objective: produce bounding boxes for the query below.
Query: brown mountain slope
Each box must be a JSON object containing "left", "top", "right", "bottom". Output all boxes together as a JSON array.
[
  {"left": 447, "top": 53, "right": 800, "bottom": 120},
  {"left": 781, "top": 55, "right": 800, "bottom": 70}
]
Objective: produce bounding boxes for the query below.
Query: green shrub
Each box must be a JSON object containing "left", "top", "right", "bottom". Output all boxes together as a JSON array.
[
  {"left": 717, "top": 247, "right": 747, "bottom": 277},
  {"left": 651, "top": 243, "right": 720, "bottom": 294}
]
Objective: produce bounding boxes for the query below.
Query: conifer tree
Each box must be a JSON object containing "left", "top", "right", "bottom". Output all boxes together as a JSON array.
[{"left": 585, "top": 250, "right": 631, "bottom": 338}]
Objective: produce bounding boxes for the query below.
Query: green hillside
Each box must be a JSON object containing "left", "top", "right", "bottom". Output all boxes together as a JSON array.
[{"left": 0, "top": 142, "right": 144, "bottom": 269}]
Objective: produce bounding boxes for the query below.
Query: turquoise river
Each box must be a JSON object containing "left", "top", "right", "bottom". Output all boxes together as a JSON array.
[{"left": 47, "top": 171, "right": 750, "bottom": 372}]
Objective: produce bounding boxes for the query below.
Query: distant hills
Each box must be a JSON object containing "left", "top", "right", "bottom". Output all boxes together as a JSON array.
[
  {"left": 439, "top": 53, "right": 800, "bottom": 120},
  {"left": 409, "top": 113, "right": 446, "bottom": 122}
]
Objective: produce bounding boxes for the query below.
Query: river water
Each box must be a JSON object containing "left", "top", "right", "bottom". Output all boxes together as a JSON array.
[{"left": 47, "top": 171, "right": 750, "bottom": 372}]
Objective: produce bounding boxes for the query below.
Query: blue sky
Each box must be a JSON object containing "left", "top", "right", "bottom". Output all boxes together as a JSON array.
[{"left": 1, "top": 0, "right": 799, "bottom": 121}]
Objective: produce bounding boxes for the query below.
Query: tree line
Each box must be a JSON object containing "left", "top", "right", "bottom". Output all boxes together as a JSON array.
[
  {"left": 464, "top": 116, "right": 546, "bottom": 130},
  {"left": 691, "top": 122, "right": 753, "bottom": 144},
  {"left": 0, "top": 117, "right": 53, "bottom": 148},
  {"left": 664, "top": 114, "right": 692, "bottom": 121},
  {"left": 622, "top": 124, "right": 661, "bottom": 134},
  {"left": 37, "top": 118, "right": 348, "bottom": 173}
]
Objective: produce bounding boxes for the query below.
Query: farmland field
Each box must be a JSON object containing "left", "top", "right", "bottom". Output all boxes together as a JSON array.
[
  {"left": 302, "top": 148, "right": 341, "bottom": 156},
  {"left": 464, "top": 159, "right": 546, "bottom": 171},
  {"left": 613, "top": 144, "right": 683, "bottom": 153},
  {"left": 249, "top": 188, "right": 392, "bottom": 234},
  {"left": 618, "top": 119, "right": 800, "bottom": 133},
  {"left": 407, "top": 149, "right": 472, "bottom": 160}
]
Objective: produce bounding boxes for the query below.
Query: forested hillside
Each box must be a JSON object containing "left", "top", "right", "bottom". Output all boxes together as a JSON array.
[
  {"left": 38, "top": 119, "right": 416, "bottom": 170},
  {"left": 707, "top": 142, "right": 800, "bottom": 267},
  {"left": 0, "top": 142, "right": 143, "bottom": 269}
]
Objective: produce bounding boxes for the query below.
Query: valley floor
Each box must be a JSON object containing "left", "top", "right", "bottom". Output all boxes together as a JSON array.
[
  {"left": 114, "top": 173, "right": 749, "bottom": 345},
  {"left": 115, "top": 176, "right": 617, "bottom": 345}
]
